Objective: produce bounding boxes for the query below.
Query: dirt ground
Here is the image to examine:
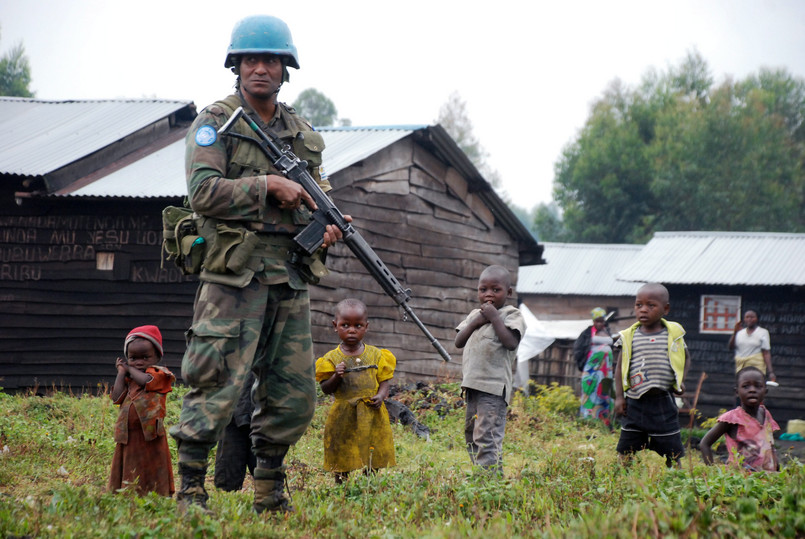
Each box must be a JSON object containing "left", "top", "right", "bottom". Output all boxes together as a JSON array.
[{"left": 776, "top": 439, "right": 805, "bottom": 464}]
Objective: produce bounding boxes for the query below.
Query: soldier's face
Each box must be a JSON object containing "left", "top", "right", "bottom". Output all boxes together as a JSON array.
[{"left": 239, "top": 54, "right": 284, "bottom": 101}]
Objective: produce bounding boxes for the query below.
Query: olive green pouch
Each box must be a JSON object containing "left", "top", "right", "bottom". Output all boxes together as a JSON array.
[
  {"left": 180, "top": 235, "right": 206, "bottom": 275},
  {"left": 204, "top": 222, "right": 259, "bottom": 275},
  {"left": 294, "top": 249, "right": 329, "bottom": 285},
  {"left": 162, "top": 205, "right": 205, "bottom": 275}
]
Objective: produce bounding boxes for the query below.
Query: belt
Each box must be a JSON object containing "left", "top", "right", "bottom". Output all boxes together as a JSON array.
[{"left": 252, "top": 234, "right": 295, "bottom": 255}]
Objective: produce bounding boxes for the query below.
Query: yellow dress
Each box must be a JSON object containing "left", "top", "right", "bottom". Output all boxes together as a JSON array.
[{"left": 315, "top": 344, "right": 396, "bottom": 472}]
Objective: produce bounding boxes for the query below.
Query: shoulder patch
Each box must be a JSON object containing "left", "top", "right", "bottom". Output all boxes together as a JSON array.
[{"left": 195, "top": 125, "right": 217, "bottom": 146}]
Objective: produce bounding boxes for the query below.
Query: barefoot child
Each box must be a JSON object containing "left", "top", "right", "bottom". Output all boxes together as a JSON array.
[
  {"left": 699, "top": 366, "right": 780, "bottom": 472},
  {"left": 108, "top": 325, "right": 176, "bottom": 496},
  {"left": 316, "top": 299, "right": 396, "bottom": 482},
  {"left": 455, "top": 265, "right": 525, "bottom": 473}
]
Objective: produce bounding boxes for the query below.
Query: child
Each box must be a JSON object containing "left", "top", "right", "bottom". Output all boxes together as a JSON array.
[
  {"left": 108, "top": 325, "right": 176, "bottom": 496},
  {"left": 455, "top": 265, "right": 525, "bottom": 473},
  {"left": 315, "top": 299, "right": 396, "bottom": 483},
  {"left": 614, "top": 283, "right": 690, "bottom": 468},
  {"left": 699, "top": 366, "right": 780, "bottom": 472}
]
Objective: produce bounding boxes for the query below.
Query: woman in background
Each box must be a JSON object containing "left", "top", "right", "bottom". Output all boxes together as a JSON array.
[{"left": 574, "top": 308, "right": 614, "bottom": 429}]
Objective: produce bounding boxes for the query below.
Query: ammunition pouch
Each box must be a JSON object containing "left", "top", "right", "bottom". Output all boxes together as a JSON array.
[
  {"left": 292, "top": 248, "right": 329, "bottom": 285},
  {"left": 203, "top": 222, "right": 260, "bottom": 274},
  {"left": 187, "top": 215, "right": 329, "bottom": 288},
  {"left": 162, "top": 205, "right": 206, "bottom": 275},
  {"left": 192, "top": 218, "right": 258, "bottom": 288}
]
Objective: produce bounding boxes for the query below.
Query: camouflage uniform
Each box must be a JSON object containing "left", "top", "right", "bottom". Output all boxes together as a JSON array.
[{"left": 169, "top": 93, "right": 329, "bottom": 471}]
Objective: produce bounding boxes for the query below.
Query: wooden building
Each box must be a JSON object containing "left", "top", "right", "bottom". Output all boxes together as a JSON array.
[
  {"left": 516, "top": 242, "right": 644, "bottom": 391},
  {"left": 516, "top": 234, "right": 805, "bottom": 429},
  {"left": 0, "top": 98, "right": 198, "bottom": 390},
  {"left": 517, "top": 242, "right": 644, "bottom": 322},
  {"left": 0, "top": 98, "right": 543, "bottom": 391},
  {"left": 616, "top": 231, "right": 805, "bottom": 426}
]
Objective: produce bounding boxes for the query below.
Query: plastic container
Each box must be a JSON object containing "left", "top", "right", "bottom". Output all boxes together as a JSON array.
[{"left": 787, "top": 419, "right": 805, "bottom": 436}]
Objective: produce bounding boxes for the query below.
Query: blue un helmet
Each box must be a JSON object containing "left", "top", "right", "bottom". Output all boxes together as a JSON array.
[{"left": 224, "top": 15, "right": 300, "bottom": 70}]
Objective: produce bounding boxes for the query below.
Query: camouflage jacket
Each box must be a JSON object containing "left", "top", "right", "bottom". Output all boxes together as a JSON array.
[
  {"left": 185, "top": 93, "right": 330, "bottom": 233},
  {"left": 185, "top": 94, "right": 331, "bottom": 286}
]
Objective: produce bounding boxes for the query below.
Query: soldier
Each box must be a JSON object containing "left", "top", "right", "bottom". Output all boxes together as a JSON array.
[{"left": 169, "top": 14, "right": 348, "bottom": 514}]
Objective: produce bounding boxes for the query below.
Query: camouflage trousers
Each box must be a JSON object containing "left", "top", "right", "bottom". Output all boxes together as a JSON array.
[{"left": 169, "top": 277, "right": 316, "bottom": 463}]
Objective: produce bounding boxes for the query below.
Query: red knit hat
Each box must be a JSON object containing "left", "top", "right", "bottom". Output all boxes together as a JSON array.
[{"left": 124, "top": 325, "right": 163, "bottom": 358}]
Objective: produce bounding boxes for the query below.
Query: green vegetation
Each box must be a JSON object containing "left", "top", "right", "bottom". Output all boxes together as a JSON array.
[
  {"left": 541, "top": 51, "right": 805, "bottom": 243},
  {"left": 0, "top": 27, "right": 34, "bottom": 97},
  {"left": 0, "top": 383, "right": 802, "bottom": 538}
]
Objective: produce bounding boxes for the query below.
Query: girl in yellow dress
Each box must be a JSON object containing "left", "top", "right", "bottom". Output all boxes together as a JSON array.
[{"left": 316, "top": 298, "right": 396, "bottom": 482}]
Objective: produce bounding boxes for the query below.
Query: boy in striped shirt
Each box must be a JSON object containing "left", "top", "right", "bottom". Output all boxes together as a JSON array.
[{"left": 614, "top": 283, "right": 690, "bottom": 467}]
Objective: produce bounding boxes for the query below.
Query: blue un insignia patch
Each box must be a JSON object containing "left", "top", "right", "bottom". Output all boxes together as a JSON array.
[{"left": 195, "top": 125, "right": 217, "bottom": 146}]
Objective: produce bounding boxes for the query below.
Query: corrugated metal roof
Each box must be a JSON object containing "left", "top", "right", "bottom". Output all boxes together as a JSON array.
[
  {"left": 615, "top": 231, "right": 805, "bottom": 286},
  {"left": 65, "top": 125, "right": 420, "bottom": 198},
  {"left": 67, "top": 138, "right": 186, "bottom": 197},
  {"left": 0, "top": 97, "right": 192, "bottom": 177},
  {"left": 317, "top": 125, "right": 421, "bottom": 180},
  {"left": 517, "top": 242, "right": 644, "bottom": 296}
]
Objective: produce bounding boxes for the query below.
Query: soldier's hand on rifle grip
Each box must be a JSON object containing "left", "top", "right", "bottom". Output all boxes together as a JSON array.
[
  {"left": 266, "top": 174, "right": 315, "bottom": 211},
  {"left": 322, "top": 216, "right": 352, "bottom": 248}
]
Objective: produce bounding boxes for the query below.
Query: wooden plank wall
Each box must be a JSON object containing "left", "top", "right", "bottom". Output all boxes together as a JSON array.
[
  {"left": 667, "top": 284, "right": 805, "bottom": 427},
  {"left": 310, "top": 136, "right": 521, "bottom": 383},
  {"left": 527, "top": 339, "right": 581, "bottom": 394},
  {"left": 521, "top": 285, "right": 805, "bottom": 429},
  {"left": 0, "top": 198, "right": 197, "bottom": 391},
  {"left": 0, "top": 134, "right": 524, "bottom": 391}
]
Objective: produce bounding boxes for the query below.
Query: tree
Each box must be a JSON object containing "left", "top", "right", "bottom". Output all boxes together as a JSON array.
[
  {"left": 292, "top": 88, "right": 338, "bottom": 127},
  {"left": 0, "top": 29, "right": 34, "bottom": 97},
  {"left": 437, "top": 92, "right": 486, "bottom": 165},
  {"left": 436, "top": 91, "right": 504, "bottom": 195},
  {"left": 552, "top": 51, "right": 805, "bottom": 242},
  {"left": 554, "top": 80, "right": 655, "bottom": 243},
  {"left": 531, "top": 202, "right": 568, "bottom": 242}
]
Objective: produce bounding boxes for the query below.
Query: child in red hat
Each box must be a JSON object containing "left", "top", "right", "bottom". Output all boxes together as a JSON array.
[{"left": 108, "top": 325, "right": 176, "bottom": 497}]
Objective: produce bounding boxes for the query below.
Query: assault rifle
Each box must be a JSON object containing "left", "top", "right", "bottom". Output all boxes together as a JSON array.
[
  {"left": 344, "top": 364, "right": 378, "bottom": 373},
  {"left": 218, "top": 107, "right": 451, "bottom": 362}
]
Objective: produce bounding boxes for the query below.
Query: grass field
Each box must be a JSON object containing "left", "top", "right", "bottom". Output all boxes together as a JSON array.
[{"left": 0, "top": 382, "right": 803, "bottom": 538}]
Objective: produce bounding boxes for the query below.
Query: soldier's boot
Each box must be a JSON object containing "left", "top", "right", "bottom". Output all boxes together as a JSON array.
[
  {"left": 253, "top": 466, "right": 293, "bottom": 514},
  {"left": 176, "top": 462, "right": 213, "bottom": 516}
]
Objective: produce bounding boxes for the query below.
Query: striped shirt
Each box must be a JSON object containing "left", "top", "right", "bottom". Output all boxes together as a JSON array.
[{"left": 625, "top": 327, "right": 675, "bottom": 399}]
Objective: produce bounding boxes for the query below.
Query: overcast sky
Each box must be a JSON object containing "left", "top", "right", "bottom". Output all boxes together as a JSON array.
[{"left": 2, "top": 0, "right": 804, "bottom": 208}]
